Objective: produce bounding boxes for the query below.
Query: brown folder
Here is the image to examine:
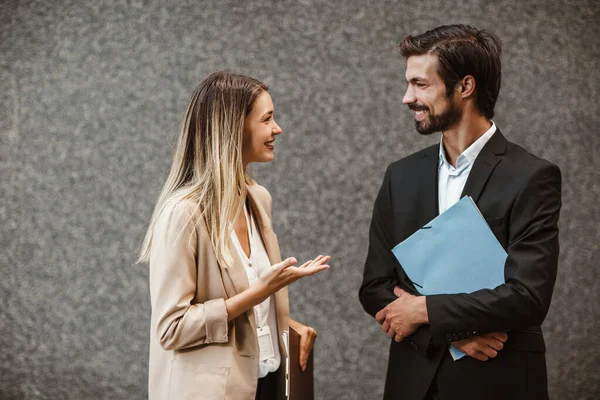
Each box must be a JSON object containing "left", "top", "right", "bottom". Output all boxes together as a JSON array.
[{"left": 288, "top": 326, "right": 314, "bottom": 400}]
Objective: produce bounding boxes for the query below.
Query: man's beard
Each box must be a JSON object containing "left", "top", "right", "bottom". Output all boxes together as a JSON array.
[{"left": 410, "top": 99, "right": 461, "bottom": 136}]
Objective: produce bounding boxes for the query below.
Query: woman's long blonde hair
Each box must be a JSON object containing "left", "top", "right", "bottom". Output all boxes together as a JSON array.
[{"left": 138, "top": 71, "right": 268, "bottom": 266}]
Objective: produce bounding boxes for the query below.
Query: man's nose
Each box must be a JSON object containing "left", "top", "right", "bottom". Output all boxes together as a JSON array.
[{"left": 402, "top": 86, "right": 415, "bottom": 104}]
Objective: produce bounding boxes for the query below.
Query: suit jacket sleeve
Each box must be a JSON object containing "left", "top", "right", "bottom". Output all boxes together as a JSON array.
[
  {"left": 149, "top": 201, "right": 229, "bottom": 351},
  {"left": 359, "top": 166, "right": 435, "bottom": 357},
  {"left": 426, "top": 163, "right": 562, "bottom": 345}
]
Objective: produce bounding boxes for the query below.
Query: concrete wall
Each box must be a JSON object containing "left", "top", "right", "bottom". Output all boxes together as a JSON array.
[{"left": 1, "top": 0, "right": 598, "bottom": 398}]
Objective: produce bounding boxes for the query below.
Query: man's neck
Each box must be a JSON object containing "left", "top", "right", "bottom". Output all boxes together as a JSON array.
[{"left": 442, "top": 116, "right": 492, "bottom": 167}]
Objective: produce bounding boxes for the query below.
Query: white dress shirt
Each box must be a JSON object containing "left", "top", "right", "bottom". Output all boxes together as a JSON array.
[
  {"left": 438, "top": 122, "right": 497, "bottom": 214},
  {"left": 231, "top": 204, "right": 281, "bottom": 378}
]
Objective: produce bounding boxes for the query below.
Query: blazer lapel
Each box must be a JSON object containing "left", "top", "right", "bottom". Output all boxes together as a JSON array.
[
  {"left": 224, "top": 240, "right": 251, "bottom": 294},
  {"left": 460, "top": 129, "right": 507, "bottom": 203},
  {"left": 247, "top": 186, "right": 281, "bottom": 264},
  {"left": 418, "top": 145, "right": 440, "bottom": 222},
  {"left": 247, "top": 185, "right": 290, "bottom": 348},
  {"left": 221, "top": 186, "right": 284, "bottom": 297}
]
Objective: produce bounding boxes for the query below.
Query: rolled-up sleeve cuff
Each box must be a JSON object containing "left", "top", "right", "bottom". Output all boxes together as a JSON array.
[{"left": 204, "top": 298, "right": 229, "bottom": 343}]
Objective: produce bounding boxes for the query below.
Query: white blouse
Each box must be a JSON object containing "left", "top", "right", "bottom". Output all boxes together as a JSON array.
[{"left": 230, "top": 203, "right": 281, "bottom": 378}]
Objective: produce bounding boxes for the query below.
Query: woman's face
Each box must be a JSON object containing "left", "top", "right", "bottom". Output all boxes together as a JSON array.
[{"left": 242, "top": 91, "right": 282, "bottom": 168}]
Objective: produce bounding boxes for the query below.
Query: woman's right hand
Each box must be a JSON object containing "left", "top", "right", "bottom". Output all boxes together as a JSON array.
[
  {"left": 225, "top": 255, "right": 330, "bottom": 322},
  {"left": 257, "top": 255, "right": 331, "bottom": 296}
]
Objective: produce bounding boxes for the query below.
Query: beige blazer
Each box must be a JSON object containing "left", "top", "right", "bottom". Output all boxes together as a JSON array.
[{"left": 148, "top": 183, "right": 289, "bottom": 400}]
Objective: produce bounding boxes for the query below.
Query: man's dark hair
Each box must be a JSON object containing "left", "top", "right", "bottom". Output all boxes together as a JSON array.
[{"left": 398, "top": 24, "right": 502, "bottom": 119}]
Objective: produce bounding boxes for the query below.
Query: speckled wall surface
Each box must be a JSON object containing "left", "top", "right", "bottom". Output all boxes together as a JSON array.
[{"left": 1, "top": 0, "right": 598, "bottom": 399}]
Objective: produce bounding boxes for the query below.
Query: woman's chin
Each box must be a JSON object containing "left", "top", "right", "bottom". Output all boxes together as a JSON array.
[{"left": 260, "top": 152, "right": 275, "bottom": 163}]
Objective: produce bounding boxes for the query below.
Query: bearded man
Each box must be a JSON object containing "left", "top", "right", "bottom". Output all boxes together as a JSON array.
[{"left": 359, "top": 24, "right": 562, "bottom": 400}]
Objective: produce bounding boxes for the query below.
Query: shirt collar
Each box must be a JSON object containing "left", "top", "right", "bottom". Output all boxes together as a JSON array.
[{"left": 438, "top": 122, "right": 497, "bottom": 171}]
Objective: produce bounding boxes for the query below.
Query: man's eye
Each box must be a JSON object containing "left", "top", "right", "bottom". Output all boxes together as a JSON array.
[{"left": 416, "top": 83, "right": 426, "bottom": 88}]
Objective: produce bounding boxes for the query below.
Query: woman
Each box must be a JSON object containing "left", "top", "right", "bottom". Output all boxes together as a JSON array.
[{"left": 139, "top": 71, "right": 330, "bottom": 400}]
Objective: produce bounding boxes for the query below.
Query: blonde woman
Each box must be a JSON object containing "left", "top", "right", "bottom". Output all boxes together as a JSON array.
[{"left": 139, "top": 71, "right": 329, "bottom": 400}]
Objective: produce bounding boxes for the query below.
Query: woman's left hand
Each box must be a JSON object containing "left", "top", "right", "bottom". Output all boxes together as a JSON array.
[{"left": 289, "top": 319, "right": 317, "bottom": 371}]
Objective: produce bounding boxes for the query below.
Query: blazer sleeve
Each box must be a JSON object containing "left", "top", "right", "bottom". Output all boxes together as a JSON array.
[
  {"left": 359, "top": 166, "right": 435, "bottom": 357},
  {"left": 149, "top": 201, "right": 229, "bottom": 351},
  {"left": 426, "top": 163, "right": 562, "bottom": 345}
]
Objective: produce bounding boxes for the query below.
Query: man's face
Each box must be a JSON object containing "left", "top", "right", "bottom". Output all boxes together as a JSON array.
[{"left": 402, "top": 54, "right": 461, "bottom": 135}]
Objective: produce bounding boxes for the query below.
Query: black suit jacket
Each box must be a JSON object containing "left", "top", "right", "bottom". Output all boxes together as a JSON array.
[{"left": 359, "top": 130, "right": 562, "bottom": 400}]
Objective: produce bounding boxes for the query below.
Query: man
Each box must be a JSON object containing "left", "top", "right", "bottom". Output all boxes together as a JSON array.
[{"left": 359, "top": 25, "right": 561, "bottom": 400}]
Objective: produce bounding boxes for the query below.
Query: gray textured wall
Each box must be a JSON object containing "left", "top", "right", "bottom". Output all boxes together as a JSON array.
[{"left": 1, "top": 0, "right": 599, "bottom": 399}]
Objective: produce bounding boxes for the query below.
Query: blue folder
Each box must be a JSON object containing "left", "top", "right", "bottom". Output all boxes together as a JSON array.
[{"left": 391, "top": 196, "right": 507, "bottom": 360}]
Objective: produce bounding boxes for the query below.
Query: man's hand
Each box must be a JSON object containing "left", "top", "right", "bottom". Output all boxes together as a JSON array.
[
  {"left": 375, "top": 286, "right": 428, "bottom": 342},
  {"left": 452, "top": 332, "right": 508, "bottom": 361},
  {"left": 288, "top": 318, "right": 317, "bottom": 371}
]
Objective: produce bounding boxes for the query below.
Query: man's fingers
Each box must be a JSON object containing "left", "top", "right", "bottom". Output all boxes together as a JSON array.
[
  {"left": 473, "top": 352, "right": 490, "bottom": 362},
  {"left": 491, "top": 331, "right": 508, "bottom": 342},
  {"left": 375, "top": 309, "right": 387, "bottom": 324},
  {"left": 481, "top": 346, "right": 498, "bottom": 359},
  {"left": 486, "top": 339, "right": 504, "bottom": 351},
  {"left": 393, "top": 286, "right": 406, "bottom": 297},
  {"left": 381, "top": 320, "right": 390, "bottom": 333}
]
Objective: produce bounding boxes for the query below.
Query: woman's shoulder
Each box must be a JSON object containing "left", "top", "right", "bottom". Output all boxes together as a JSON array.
[
  {"left": 156, "top": 195, "right": 203, "bottom": 232},
  {"left": 248, "top": 182, "right": 272, "bottom": 211}
]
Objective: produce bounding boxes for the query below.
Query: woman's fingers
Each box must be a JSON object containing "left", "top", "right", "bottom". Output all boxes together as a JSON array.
[
  {"left": 300, "top": 255, "right": 324, "bottom": 268},
  {"left": 298, "top": 327, "right": 317, "bottom": 371},
  {"left": 300, "top": 263, "right": 330, "bottom": 276},
  {"left": 275, "top": 257, "right": 297, "bottom": 270},
  {"left": 297, "top": 255, "right": 331, "bottom": 272},
  {"left": 308, "top": 255, "right": 330, "bottom": 267}
]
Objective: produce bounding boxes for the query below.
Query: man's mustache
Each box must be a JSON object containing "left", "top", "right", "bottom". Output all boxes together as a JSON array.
[{"left": 408, "top": 104, "right": 429, "bottom": 112}]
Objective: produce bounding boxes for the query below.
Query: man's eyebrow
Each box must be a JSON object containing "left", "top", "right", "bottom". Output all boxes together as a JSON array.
[{"left": 407, "top": 77, "right": 427, "bottom": 83}]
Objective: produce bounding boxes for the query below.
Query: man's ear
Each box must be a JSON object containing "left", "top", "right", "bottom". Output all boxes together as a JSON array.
[{"left": 458, "top": 75, "right": 476, "bottom": 98}]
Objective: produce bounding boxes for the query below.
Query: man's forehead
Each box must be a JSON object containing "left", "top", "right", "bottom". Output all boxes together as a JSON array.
[{"left": 405, "top": 54, "right": 439, "bottom": 79}]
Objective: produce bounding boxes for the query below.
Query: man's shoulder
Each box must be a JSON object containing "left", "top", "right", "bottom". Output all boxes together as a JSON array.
[
  {"left": 502, "top": 138, "right": 561, "bottom": 176},
  {"left": 387, "top": 144, "right": 438, "bottom": 174}
]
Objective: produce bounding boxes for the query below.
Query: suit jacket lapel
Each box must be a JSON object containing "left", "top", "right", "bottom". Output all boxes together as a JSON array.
[
  {"left": 419, "top": 145, "right": 440, "bottom": 222},
  {"left": 460, "top": 129, "right": 507, "bottom": 203}
]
